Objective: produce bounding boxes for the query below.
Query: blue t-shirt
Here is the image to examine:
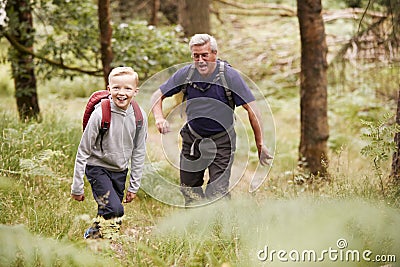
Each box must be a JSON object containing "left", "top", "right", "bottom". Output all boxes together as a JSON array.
[{"left": 160, "top": 61, "right": 255, "bottom": 137}]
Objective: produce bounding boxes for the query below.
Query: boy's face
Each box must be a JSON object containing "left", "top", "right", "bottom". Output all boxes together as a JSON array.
[{"left": 108, "top": 74, "right": 138, "bottom": 110}]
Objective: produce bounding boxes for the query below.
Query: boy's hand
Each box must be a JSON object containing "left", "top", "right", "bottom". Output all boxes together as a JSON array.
[
  {"left": 71, "top": 194, "right": 85, "bottom": 201},
  {"left": 124, "top": 192, "right": 136, "bottom": 203}
]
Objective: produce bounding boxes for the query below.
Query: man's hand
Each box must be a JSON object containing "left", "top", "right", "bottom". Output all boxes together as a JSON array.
[
  {"left": 71, "top": 194, "right": 85, "bottom": 201},
  {"left": 155, "top": 118, "right": 171, "bottom": 134},
  {"left": 124, "top": 191, "right": 136, "bottom": 203},
  {"left": 258, "top": 145, "right": 273, "bottom": 166}
]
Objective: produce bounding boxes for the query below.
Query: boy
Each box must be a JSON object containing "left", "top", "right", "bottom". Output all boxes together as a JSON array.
[{"left": 71, "top": 67, "right": 147, "bottom": 239}]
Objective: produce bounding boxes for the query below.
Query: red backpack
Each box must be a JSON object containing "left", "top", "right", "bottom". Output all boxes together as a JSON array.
[{"left": 82, "top": 90, "right": 143, "bottom": 151}]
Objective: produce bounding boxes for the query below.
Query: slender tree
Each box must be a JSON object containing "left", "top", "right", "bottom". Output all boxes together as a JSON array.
[
  {"left": 150, "top": 0, "right": 160, "bottom": 26},
  {"left": 6, "top": 0, "right": 40, "bottom": 121},
  {"left": 98, "top": 0, "right": 113, "bottom": 86},
  {"left": 297, "top": 0, "right": 329, "bottom": 175},
  {"left": 387, "top": 0, "right": 400, "bottom": 185},
  {"left": 178, "top": 0, "right": 210, "bottom": 37},
  {"left": 391, "top": 89, "right": 400, "bottom": 185}
]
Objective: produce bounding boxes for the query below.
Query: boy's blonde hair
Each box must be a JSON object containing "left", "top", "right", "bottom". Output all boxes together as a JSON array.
[{"left": 108, "top": 67, "right": 139, "bottom": 86}]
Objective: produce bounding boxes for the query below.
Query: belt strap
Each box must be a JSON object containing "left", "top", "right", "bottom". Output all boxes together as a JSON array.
[{"left": 187, "top": 124, "right": 234, "bottom": 156}]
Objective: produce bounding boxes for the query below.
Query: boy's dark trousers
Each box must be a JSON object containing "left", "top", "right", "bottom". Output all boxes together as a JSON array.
[{"left": 85, "top": 165, "right": 128, "bottom": 219}]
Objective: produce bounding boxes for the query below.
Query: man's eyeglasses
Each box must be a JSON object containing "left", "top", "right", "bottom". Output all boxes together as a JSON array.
[{"left": 191, "top": 53, "right": 210, "bottom": 61}]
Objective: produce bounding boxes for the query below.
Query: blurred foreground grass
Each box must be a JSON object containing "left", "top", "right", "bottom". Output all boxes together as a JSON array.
[{"left": 0, "top": 224, "right": 115, "bottom": 267}]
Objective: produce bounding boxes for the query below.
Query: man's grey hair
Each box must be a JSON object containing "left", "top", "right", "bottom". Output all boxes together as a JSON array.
[{"left": 189, "top": 34, "right": 218, "bottom": 52}]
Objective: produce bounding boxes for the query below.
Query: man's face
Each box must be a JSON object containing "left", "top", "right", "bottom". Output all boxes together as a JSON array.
[
  {"left": 191, "top": 42, "right": 217, "bottom": 76},
  {"left": 108, "top": 75, "right": 138, "bottom": 110}
]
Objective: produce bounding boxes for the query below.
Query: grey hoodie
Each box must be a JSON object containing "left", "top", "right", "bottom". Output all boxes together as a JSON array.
[{"left": 71, "top": 100, "right": 147, "bottom": 195}]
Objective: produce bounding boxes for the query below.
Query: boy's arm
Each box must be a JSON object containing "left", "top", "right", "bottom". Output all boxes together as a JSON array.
[
  {"left": 71, "top": 112, "right": 101, "bottom": 196},
  {"left": 128, "top": 109, "right": 148, "bottom": 195}
]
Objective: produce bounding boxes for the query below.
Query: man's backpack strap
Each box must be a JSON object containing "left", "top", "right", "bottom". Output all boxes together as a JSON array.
[
  {"left": 218, "top": 61, "right": 235, "bottom": 110},
  {"left": 180, "top": 61, "right": 235, "bottom": 115},
  {"left": 180, "top": 64, "right": 196, "bottom": 117},
  {"left": 181, "top": 64, "right": 196, "bottom": 98}
]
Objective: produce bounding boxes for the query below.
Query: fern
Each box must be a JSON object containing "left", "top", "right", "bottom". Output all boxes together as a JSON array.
[
  {"left": 360, "top": 112, "right": 400, "bottom": 196},
  {"left": 360, "top": 112, "right": 399, "bottom": 161}
]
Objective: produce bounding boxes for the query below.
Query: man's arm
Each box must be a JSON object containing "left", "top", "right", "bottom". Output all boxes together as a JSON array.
[
  {"left": 242, "top": 101, "right": 273, "bottom": 166},
  {"left": 151, "top": 89, "right": 170, "bottom": 134}
]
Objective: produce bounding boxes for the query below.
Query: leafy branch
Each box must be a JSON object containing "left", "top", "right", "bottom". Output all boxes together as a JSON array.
[{"left": 3, "top": 31, "right": 103, "bottom": 76}]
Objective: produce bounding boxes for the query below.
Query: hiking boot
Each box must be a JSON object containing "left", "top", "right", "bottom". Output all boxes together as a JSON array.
[
  {"left": 84, "top": 221, "right": 102, "bottom": 239},
  {"left": 84, "top": 226, "right": 102, "bottom": 239}
]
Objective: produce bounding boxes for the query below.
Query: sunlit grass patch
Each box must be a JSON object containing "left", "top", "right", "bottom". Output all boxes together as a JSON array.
[{"left": 0, "top": 224, "right": 117, "bottom": 267}]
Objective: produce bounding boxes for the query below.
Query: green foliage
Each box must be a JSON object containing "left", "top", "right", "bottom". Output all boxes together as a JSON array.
[
  {"left": 112, "top": 22, "right": 188, "bottom": 81},
  {"left": 359, "top": 112, "right": 400, "bottom": 197},
  {"left": 360, "top": 112, "right": 399, "bottom": 165},
  {"left": 4, "top": 0, "right": 36, "bottom": 40},
  {"left": 3, "top": 0, "right": 188, "bottom": 82},
  {"left": 34, "top": 0, "right": 101, "bottom": 79}
]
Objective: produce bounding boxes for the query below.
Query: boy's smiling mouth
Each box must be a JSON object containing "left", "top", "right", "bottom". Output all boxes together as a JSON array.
[{"left": 117, "top": 96, "right": 128, "bottom": 101}]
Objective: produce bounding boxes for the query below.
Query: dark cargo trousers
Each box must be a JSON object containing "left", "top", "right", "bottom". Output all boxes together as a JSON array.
[
  {"left": 179, "top": 124, "right": 236, "bottom": 205},
  {"left": 85, "top": 165, "right": 128, "bottom": 219}
]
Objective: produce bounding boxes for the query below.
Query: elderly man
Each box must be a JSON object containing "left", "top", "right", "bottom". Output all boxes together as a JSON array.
[{"left": 151, "top": 33, "right": 272, "bottom": 206}]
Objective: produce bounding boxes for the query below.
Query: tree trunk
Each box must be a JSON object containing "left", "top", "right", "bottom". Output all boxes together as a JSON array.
[
  {"left": 297, "top": 0, "right": 329, "bottom": 175},
  {"left": 391, "top": 88, "right": 400, "bottom": 185},
  {"left": 7, "top": 0, "right": 40, "bottom": 121},
  {"left": 98, "top": 0, "right": 113, "bottom": 86},
  {"left": 178, "top": 0, "right": 210, "bottom": 37},
  {"left": 150, "top": 0, "right": 160, "bottom": 26}
]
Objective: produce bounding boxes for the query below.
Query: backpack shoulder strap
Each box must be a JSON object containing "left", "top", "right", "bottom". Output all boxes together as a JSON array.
[
  {"left": 99, "top": 99, "right": 143, "bottom": 149},
  {"left": 181, "top": 64, "right": 196, "bottom": 96},
  {"left": 180, "top": 64, "right": 196, "bottom": 118},
  {"left": 180, "top": 62, "right": 235, "bottom": 110},
  {"left": 219, "top": 61, "right": 235, "bottom": 110},
  {"left": 99, "top": 98, "right": 111, "bottom": 152},
  {"left": 131, "top": 100, "right": 144, "bottom": 145},
  {"left": 100, "top": 98, "right": 111, "bottom": 131},
  {"left": 131, "top": 100, "right": 143, "bottom": 129},
  {"left": 82, "top": 90, "right": 110, "bottom": 131}
]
